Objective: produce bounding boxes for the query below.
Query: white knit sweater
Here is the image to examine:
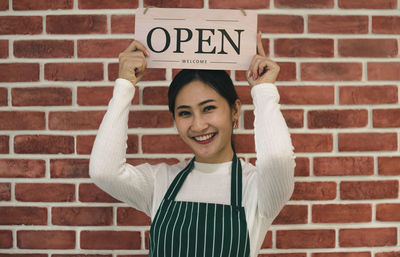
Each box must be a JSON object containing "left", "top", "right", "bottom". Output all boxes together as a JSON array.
[{"left": 89, "top": 78, "right": 295, "bottom": 257}]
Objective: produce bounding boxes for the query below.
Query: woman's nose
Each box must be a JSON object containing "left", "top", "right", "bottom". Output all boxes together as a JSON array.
[{"left": 191, "top": 115, "right": 208, "bottom": 131}]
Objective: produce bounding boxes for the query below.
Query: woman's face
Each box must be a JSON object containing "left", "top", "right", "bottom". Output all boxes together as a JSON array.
[{"left": 174, "top": 80, "right": 241, "bottom": 163}]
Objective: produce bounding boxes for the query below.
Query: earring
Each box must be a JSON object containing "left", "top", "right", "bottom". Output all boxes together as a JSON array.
[{"left": 233, "top": 120, "right": 239, "bottom": 129}]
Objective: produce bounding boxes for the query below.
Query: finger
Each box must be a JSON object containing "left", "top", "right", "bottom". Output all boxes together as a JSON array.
[
  {"left": 123, "top": 40, "right": 150, "bottom": 56},
  {"left": 257, "top": 32, "right": 266, "bottom": 57}
]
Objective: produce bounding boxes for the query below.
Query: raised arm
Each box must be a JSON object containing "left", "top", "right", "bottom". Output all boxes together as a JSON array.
[
  {"left": 247, "top": 33, "right": 295, "bottom": 219},
  {"left": 89, "top": 41, "right": 157, "bottom": 216}
]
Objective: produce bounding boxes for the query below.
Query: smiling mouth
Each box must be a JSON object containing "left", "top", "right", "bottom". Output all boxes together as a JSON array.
[{"left": 192, "top": 133, "right": 217, "bottom": 143}]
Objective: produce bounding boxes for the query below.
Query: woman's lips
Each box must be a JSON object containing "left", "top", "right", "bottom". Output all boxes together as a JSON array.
[{"left": 192, "top": 132, "right": 217, "bottom": 144}]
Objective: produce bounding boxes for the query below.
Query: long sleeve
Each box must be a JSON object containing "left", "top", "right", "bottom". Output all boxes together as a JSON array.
[
  {"left": 89, "top": 78, "right": 156, "bottom": 216},
  {"left": 252, "top": 83, "right": 295, "bottom": 219}
]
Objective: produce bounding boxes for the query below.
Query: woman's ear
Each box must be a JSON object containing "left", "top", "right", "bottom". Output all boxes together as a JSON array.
[{"left": 231, "top": 99, "right": 242, "bottom": 121}]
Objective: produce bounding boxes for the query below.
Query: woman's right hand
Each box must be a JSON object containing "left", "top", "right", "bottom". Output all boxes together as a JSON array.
[{"left": 118, "top": 40, "right": 149, "bottom": 85}]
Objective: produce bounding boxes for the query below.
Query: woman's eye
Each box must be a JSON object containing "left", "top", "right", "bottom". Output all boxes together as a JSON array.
[
  {"left": 203, "top": 105, "right": 216, "bottom": 112},
  {"left": 178, "top": 111, "right": 191, "bottom": 117}
]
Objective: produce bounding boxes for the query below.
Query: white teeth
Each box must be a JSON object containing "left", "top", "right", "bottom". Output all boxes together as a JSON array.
[{"left": 194, "top": 133, "right": 214, "bottom": 141}]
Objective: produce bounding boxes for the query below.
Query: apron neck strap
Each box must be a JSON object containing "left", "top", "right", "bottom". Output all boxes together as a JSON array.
[{"left": 165, "top": 153, "right": 243, "bottom": 208}]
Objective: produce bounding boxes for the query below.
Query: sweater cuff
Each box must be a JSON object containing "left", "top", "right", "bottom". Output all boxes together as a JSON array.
[
  {"left": 251, "top": 83, "right": 279, "bottom": 103},
  {"left": 115, "top": 78, "right": 136, "bottom": 100}
]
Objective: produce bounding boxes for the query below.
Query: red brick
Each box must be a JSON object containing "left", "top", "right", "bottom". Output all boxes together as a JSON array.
[
  {"left": 79, "top": 183, "right": 121, "bottom": 203},
  {"left": 143, "top": 86, "right": 169, "bottom": 105},
  {"left": 0, "top": 88, "right": 6, "bottom": 106},
  {"left": 13, "top": 0, "right": 73, "bottom": 10},
  {"left": 108, "top": 63, "right": 166, "bottom": 81},
  {"left": 313, "top": 252, "right": 371, "bottom": 257},
  {"left": 233, "top": 134, "right": 255, "bottom": 153},
  {"left": 0, "top": 40, "right": 8, "bottom": 58},
  {"left": 236, "top": 62, "right": 296, "bottom": 82},
  {"left": 341, "top": 180, "right": 398, "bottom": 200},
  {"left": 45, "top": 63, "right": 103, "bottom": 81},
  {"left": 338, "top": 133, "right": 397, "bottom": 152},
  {"left": 291, "top": 182, "right": 336, "bottom": 200},
  {"left": 47, "top": 15, "right": 107, "bottom": 34},
  {"left": 12, "top": 87, "right": 72, "bottom": 106},
  {"left": 273, "top": 205, "right": 308, "bottom": 224},
  {"left": 117, "top": 207, "right": 151, "bottom": 226},
  {"left": 277, "top": 230, "right": 335, "bottom": 248},
  {"left": 373, "top": 109, "right": 400, "bottom": 128},
  {"left": 79, "top": 0, "right": 138, "bottom": 9},
  {"left": 18, "top": 231, "right": 75, "bottom": 249},
  {"left": 51, "top": 159, "right": 89, "bottom": 178},
  {"left": 54, "top": 255, "right": 111, "bottom": 257},
  {"left": 340, "top": 0, "right": 397, "bottom": 8},
  {"left": 14, "top": 135, "right": 74, "bottom": 154},
  {"left": 143, "top": 0, "right": 203, "bottom": 8},
  {"left": 291, "top": 133, "right": 333, "bottom": 153},
  {"left": 275, "top": 0, "right": 333, "bottom": 8},
  {"left": 0, "top": 16, "right": 42, "bottom": 35},
  {"left": 376, "top": 204, "right": 400, "bottom": 221},
  {"left": 111, "top": 15, "right": 135, "bottom": 33},
  {"left": 275, "top": 39, "right": 333, "bottom": 57},
  {"left": 373, "top": 16, "right": 400, "bottom": 34},
  {"left": 258, "top": 15, "right": 303, "bottom": 33},
  {"left": 81, "top": 231, "right": 141, "bottom": 249},
  {"left": 261, "top": 255, "right": 307, "bottom": 257},
  {"left": 376, "top": 252, "right": 400, "bottom": 257},
  {"left": 339, "top": 39, "right": 398, "bottom": 57},
  {"left": 309, "top": 15, "right": 368, "bottom": 34},
  {"left": 0, "top": 253, "right": 48, "bottom": 257},
  {"left": 0, "top": 136, "right": 9, "bottom": 154},
  {"left": 15, "top": 183, "right": 75, "bottom": 202},
  {"left": 368, "top": 62, "right": 400, "bottom": 80},
  {"left": 340, "top": 85, "right": 398, "bottom": 105},
  {"left": 142, "top": 135, "right": 192, "bottom": 153},
  {"left": 235, "top": 86, "right": 252, "bottom": 104},
  {"left": 244, "top": 109, "right": 303, "bottom": 129},
  {"left": 78, "top": 86, "right": 139, "bottom": 106},
  {"left": 314, "top": 157, "right": 373, "bottom": 176},
  {"left": 77, "top": 135, "right": 138, "bottom": 155},
  {"left": 126, "top": 158, "right": 179, "bottom": 166},
  {"left": 278, "top": 86, "right": 334, "bottom": 105},
  {"left": 0, "top": 63, "right": 39, "bottom": 82},
  {"left": 0, "top": 230, "right": 12, "bottom": 248},
  {"left": 52, "top": 207, "right": 113, "bottom": 226},
  {"left": 312, "top": 204, "right": 371, "bottom": 223},
  {"left": 210, "top": 0, "right": 269, "bottom": 9},
  {"left": 261, "top": 231, "right": 273, "bottom": 248},
  {"left": 308, "top": 110, "right": 368, "bottom": 128},
  {"left": 128, "top": 111, "right": 173, "bottom": 128},
  {"left": 0, "top": 159, "right": 45, "bottom": 178},
  {"left": 0, "top": 0, "right": 8, "bottom": 10},
  {"left": 76, "top": 136, "right": 95, "bottom": 155},
  {"left": 378, "top": 157, "right": 400, "bottom": 176},
  {"left": 0, "top": 183, "right": 11, "bottom": 201},
  {"left": 294, "top": 157, "right": 309, "bottom": 176},
  {"left": 78, "top": 39, "right": 132, "bottom": 58},
  {"left": 301, "top": 62, "right": 362, "bottom": 81},
  {"left": 14, "top": 40, "right": 74, "bottom": 58},
  {"left": 0, "top": 207, "right": 47, "bottom": 225},
  {"left": 49, "top": 111, "right": 105, "bottom": 130},
  {"left": 0, "top": 111, "right": 45, "bottom": 130},
  {"left": 339, "top": 228, "right": 397, "bottom": 247}
]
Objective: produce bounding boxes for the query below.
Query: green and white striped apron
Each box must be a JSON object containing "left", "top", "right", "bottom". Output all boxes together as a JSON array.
[{"left": 149, "top": 154, "right": 250, "bottom": 257}]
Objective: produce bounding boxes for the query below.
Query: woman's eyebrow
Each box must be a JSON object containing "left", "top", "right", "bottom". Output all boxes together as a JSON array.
[{"left": 176, "top": 99, "right": 216, "bottom": 110}]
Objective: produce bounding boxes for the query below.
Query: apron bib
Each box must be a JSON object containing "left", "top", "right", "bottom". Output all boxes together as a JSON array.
[{"left": 149, "top": 154, "right": 250, "bottom": 257}]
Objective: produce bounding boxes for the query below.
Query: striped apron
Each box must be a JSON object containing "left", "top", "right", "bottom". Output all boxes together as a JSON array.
[{"left": 149, "top": 154, "right": 250, "bottom": 257}]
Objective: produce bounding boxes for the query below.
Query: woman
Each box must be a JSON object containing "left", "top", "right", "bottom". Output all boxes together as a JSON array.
[{"left": 89, "top": 33, "right": 295, "bottom": 257}]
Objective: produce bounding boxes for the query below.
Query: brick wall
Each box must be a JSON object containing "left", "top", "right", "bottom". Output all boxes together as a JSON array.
[{"left": 0, "top": 0, "right": 399, "bottom": 256}]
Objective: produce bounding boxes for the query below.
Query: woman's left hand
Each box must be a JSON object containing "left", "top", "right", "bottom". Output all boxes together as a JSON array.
[{"left": 247, "top": 32, "right": 280, "bottom": 87}]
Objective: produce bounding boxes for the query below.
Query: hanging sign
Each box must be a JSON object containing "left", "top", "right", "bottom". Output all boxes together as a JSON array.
[{"left": 134, "top": 8, "right": 257, "bottom": 70}]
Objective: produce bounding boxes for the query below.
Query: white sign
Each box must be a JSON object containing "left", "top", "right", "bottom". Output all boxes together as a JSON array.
[{"left": 135, "top": 8, "right": 257, "bottom": 70}]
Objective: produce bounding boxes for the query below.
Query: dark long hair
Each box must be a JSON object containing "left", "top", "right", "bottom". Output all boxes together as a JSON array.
[{"left": 168, "top": 69, "right": 239, "bottom": 151}]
